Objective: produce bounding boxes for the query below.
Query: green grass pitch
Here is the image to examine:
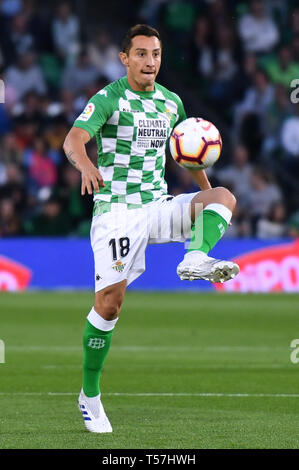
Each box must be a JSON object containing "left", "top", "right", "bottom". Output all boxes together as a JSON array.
[{"left": 0, "top": 291, "right": 299, "bottom": 449}]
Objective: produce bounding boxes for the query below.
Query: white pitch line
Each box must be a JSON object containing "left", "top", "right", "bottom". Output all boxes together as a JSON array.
[
  {"left": 40, "top": 364, "right": 290, "bottom": 370},
  {"left": 0, "top": 392, "right": 298, "bottom": 398},
  {"left": 7, "top": 345, "right": 287, "bottom": 352}
]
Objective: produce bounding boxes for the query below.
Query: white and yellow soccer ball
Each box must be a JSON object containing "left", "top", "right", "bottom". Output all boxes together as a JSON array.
[{"left": 169, "top": 117, "right": 222, "bottom": 169}]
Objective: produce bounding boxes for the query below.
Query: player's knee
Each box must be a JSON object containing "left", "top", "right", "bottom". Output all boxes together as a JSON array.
[
  {"left": 94, "top": 289, "right": 124, "bottom": 321},
  {"left": 213, "top": 186, "right": 236, "bottom": 211}
]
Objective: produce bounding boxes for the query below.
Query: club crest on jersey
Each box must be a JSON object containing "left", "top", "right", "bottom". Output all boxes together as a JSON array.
[
  {"left": 164, "top": 107, "right": 173, "bottom": 119},
  {"left": 112, "top": 260, "right": 126, "bottom": 273},
  {"left": 77, "top": 103, "right": 95, "bottom": 121}
]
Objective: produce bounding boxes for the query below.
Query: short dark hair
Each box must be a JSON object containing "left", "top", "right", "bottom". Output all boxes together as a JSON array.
[{"left": 121, "top": 24, "right": 161, "bottom": 54}]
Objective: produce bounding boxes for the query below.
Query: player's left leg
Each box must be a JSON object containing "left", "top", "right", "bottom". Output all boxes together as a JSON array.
[{"left": 177, "top": 187, "right": 240, "bottom": 282}]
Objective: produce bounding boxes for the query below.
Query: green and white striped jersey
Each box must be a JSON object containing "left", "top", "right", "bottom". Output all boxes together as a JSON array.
[{"left": 73, "top": 76, "right": 186, "bottom": 214}]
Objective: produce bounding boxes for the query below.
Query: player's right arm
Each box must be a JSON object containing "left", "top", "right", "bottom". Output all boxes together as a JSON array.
[
  {"left": 63, "top": 127, "right": 104, "bottom": 196},
  {"left": 63, "top": 88, "right": 113, "bottom": 195}
]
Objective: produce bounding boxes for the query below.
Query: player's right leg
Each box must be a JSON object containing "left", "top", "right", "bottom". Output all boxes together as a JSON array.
[
  {"left": 78, "top": 280, "right": 127, "bottom": 433},
  {"left": 78, "top": 207, "right": 148, "bottom": 433}
]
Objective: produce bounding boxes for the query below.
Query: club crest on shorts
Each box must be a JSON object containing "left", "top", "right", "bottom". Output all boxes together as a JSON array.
[{"left": 112, "top": 260, "right": 126, "bottom": 273}]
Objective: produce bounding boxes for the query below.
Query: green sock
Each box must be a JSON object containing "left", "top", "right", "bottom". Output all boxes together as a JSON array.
[
  {"left": 82, "top": 319, "right": 114, "bottom": 397},
  {"left": 188, "top": 206, "right": 230, "bottom": 254}
]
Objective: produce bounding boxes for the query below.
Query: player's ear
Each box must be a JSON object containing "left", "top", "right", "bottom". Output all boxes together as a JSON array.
[{"left": 119, "top": 52, "right": 129, "bottom": 67}]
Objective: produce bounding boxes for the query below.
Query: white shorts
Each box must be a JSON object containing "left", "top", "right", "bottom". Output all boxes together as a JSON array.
[{"left": 90, "top": 192, "right": 198, "bottom": 292}]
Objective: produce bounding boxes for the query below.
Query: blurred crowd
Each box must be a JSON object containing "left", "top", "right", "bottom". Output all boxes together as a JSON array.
[{"left": 0, "top": 0, "right": 298, "bottom": 238}]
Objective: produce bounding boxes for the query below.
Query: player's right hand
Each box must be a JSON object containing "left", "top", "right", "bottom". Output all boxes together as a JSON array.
[{"left": 80, "top": 164, "right": 105, "bottom": 195}]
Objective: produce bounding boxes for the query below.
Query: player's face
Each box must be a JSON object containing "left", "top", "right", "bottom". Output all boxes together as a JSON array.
[{"left": 119, "top": 35, "right": 161, "bottom": 92}]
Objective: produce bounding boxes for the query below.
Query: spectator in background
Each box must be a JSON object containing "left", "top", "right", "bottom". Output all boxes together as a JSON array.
[
  {"left": 23, "top": 135, "right": 59, "bottom": 197},
  {"left": 207, "top": 0, "right": 232, "bottom": 30},
  {"left": 234, "top": 69, "right": 274, "bottom": 155},
  {"left": 231, "top": 52, "right": 257, "bottom": 103},
  {"left": 290, "top": 7, "right": 299, "bottom": 36},
  {"left": 57, "top": 165, "right": 92, "bottom": 231},
  {"left": 223, "top": 202, "right": 252, "bottom": 238},
  {"left": 44, "top": 115, "right": 69, "bottom": 152},
  {"left": 21, "top": 0, "right": 52, "bottom": 54},
  {"left": 162, "top": 0, "right": 196, "bottom": 57},
  {"left": 0, "top": 93, "right": 13, "bottom": 136},
  {"left": 234, "top": 69, "right": 275, "bottom": 127},
  {"left": 291, "top": 33, "right": 299, "bottom": 63},
  {"left": 52, "top": 0, "right": 80, "bottom": 64},
  {"left": 213, "top": 24, "right": 238, "bottom": 82},
  {"left": 13, "top": 116, "right": 38, "bottom": 150},
  {"left": 0, "top": 162, "right": 27, "bottom": 217},
  {"left": 248, "top": 167, "right": 282, "bottom": 233},
  {"left": 163, "top": 0, "right": 196, "bottom": 36},
  {"left": 87, "top": 29, "right": 125, "bottom": 82},
  {"left": 280, "top": 102, "right": 299, "bottom": 160},
  {"left": 0, "top": 198, "right": 23, "bottom": 236},
  {"left": 24, "top": 196, "right": 72, "bottom": 236},
  {"left": 262, "top": 84, "right": 292, "bottom": 158},
  {"left": 0, "top": 0, "right": 22, "bottom": 17},
  {"left": 262, "top": 45, "right": 299, "bottom": 88},
  {"left": 0, "top": 162, "right": 6, "bottom": 185},
  {"left": 287, "top": 210, "right": 299, "bottom": 238},
  {"left": 11, "top": 91, "right": 47, "bottom": 131},
  {"left": 60, "top": 89, "right": 78, "bottom": 125},
  {"left": 168, "top": 167, "right": 199, "bottom": 197},
  {"left": 8, "top": 12, "right": 36, "bottom": 61},
  {"left": 257, "top": 201, "right": 287, "bottom": 238},
  {"left": 0, "top": 132, "right": 23, "bottom": 164},
  {"left": 138, "top": 0, "right": 168, "bottom": 27},
  {"left": 5, "top": 51, "right": 47, "bottom": 101},
  {"left": 71, "top": 76, "right": 109, "bottom": 117},
  {"left": 215, "top": 144, "right": 253, "bottom": 209},
  {"left": 191, "top": 16, "right": 213, "bottom": 79},
  {"left": 62, "top": 49, "right": 100, "bottom": 95},
  {"left": 238, "top": 0, "right": 279, "bottom": 54},
  {"left": 207, "top": 24, "right": 238, "bottom": 107}
]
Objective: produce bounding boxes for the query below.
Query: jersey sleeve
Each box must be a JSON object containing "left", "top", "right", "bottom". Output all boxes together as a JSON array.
[
  {"left": 175, "top": 94, "right": 187, "bottom": 125},
  {"left": 73, "top": 89, "right": 113, "bottom": 138}
]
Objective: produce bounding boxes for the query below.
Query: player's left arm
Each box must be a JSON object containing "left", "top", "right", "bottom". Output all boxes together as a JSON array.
[
  {"left": 175, "top": 94, "right": 212, "bottom": 191},
  {"left": 188, "top": 169, "right": 212, "bottom": 190}
]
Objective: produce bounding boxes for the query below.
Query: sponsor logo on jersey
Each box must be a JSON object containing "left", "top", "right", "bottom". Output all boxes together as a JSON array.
[
  {"left": 77, "top": 103, "right": 95, "bottom": 121},
  {"left": 118, "top": 97, "right": 140, "bottom": 113},
  {"left": 98, "top": 89, "right": 107, "bottom": 97},
  {"left": 136, "top": 118, "right": 168, "bottom": 149},
  {"left": 121, "top": 108, "right": 141, "bottom": 113}
]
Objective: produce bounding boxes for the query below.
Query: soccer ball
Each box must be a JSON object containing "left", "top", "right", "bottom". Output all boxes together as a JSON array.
[{"left": 169, "top": 117, "right": 222, "bottom": 169}]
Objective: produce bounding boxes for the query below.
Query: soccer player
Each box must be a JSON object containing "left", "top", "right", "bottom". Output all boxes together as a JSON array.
[{"left": 63, "top": 24, "right": 239, "bottom": 433}]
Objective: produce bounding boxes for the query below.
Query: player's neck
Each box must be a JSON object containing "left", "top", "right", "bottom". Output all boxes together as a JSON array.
[{"left": 126, "top": 75, "right": 155, "bottom": 92}]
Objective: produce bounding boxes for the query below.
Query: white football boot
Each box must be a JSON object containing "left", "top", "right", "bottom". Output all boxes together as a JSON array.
[
  {"left": 78, "top": 389, "right": 113, "bottom": 433},
  {"left": 177, "top": 250, "right": 240, "bottom": 283}
]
